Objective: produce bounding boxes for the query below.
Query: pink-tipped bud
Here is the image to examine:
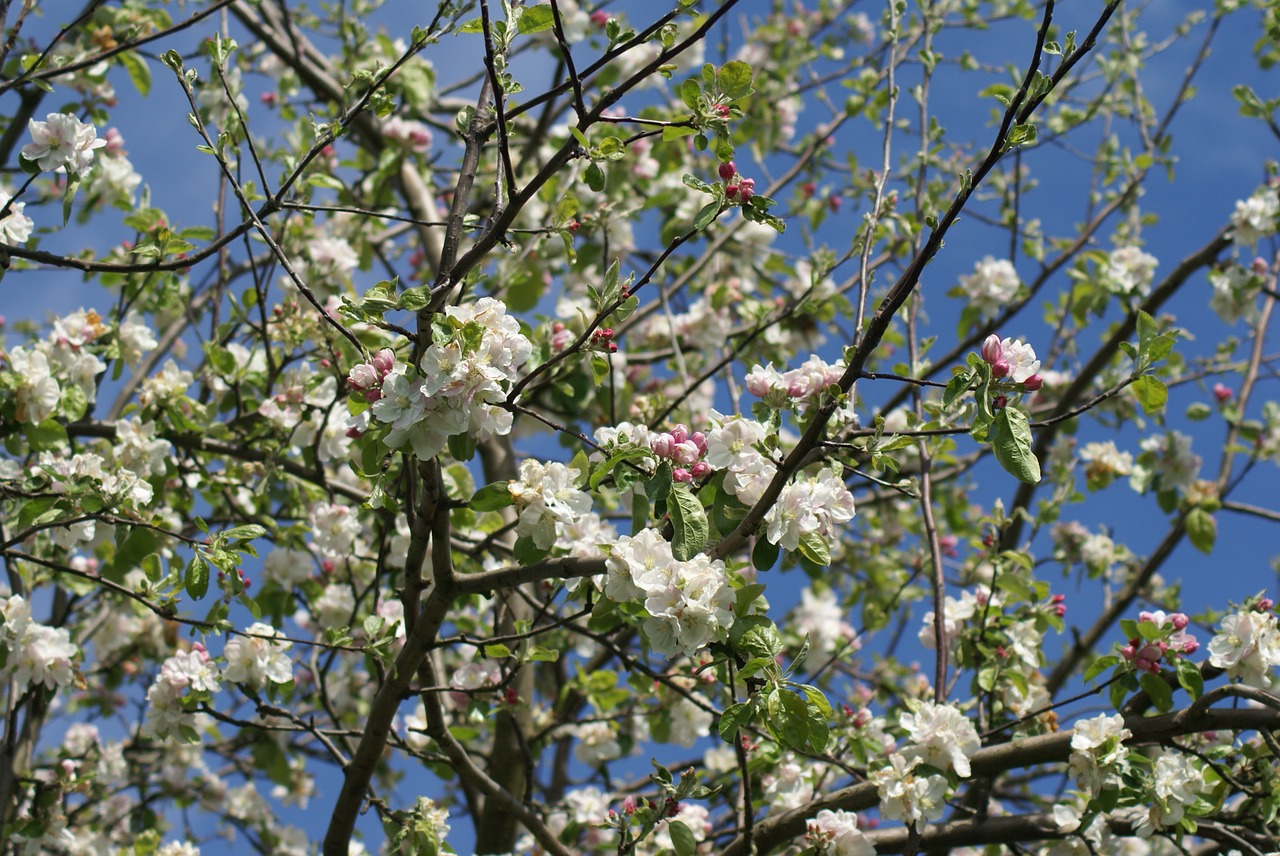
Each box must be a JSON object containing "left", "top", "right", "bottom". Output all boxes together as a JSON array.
[
  {"left": 1252, "top": 256, "right": 1269, "bottom": 276},
  {"left": 1170, "top": 612, "right": 1189, "bottom": 631},
  {"left": 690, "top": 461, "right": 713, "bottom": 479},
  {"left": 672, "top": 467, "right": 693, "bottom": 483},
  {"left": 718, "top": 161, "right": 736, "bottom": 181},
  {"left": 1213, "top": 383, "right": 1233, "bottom": 403},
  {"left": 991, "top": 359, "right": 1011, "bottom": 379},
  {"left": 364, "top": 388, "right": 382, "bottom": 403},
  {"left": 992, "top": 394, "right": 1008, "bottom": 410},
  {"left": 725, "top": 183, "right": 739, "bottom": 199},
  {"left": 590, "top": 10, "right": 609, "bottom": 26},
  {"left": 372, "top": 348, "right": 396, "bottom": 376},
  {"left": 650, "top": 433, "right": 674, "bottom": 458},
  {"left": 738, "top": 177, "right": 756, "bottom": 201},
  {"left": 670, "top": 424, "right": 690, "bottom": 445},
  {"left": 1257, "top": 597, "right": 1275, "bottom": 612},
  {"left": 1023, "top": 374, "right": 1043, "bottom": 391},
  {"left": 345, "top": 427, "right": 364, "bottom": 439},
  {"left": 981, "top": 334, "right": 1003, "bottom": 365},
  {"left": 689, "top": 431, "right": 708, "bottom": 454}
]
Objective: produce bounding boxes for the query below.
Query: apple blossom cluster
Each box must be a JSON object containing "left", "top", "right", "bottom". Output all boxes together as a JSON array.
[
  {"left": 1119, "top": 610, "right": 1198, "bottom": 674},
  {"left": 980, "top": 334, "right": 1043, "bottom": 388},
  {"left": 1077, "top": 440, "right": 1133, "bottom": 490},
  {"left": 1207, "top": 605, "right": 1280, "bottom": 688},
  {"left": 21, "top": 112, "right": 107, "bottom": 175},
  {"left": 764, "top": 466, "right": 856, "bottom": 553},
  {"left": 1067, "top": 712, "right": 1131, "bottom": 796},
  {"left": 649, "top": 424, "right": 713, "bottom": 482},
  {"left": 0, "top": 188, "right": 33, "bottom": 244},
  {"left": 222, "top": 623, "right": 294, "bottom": 689},
  {"left": 603, "top": 529, "right": 735, "bottom": 657},
  {"left": 0, "top": 595, "right": 80, "bottom": 690},
  {"left": 957, "top": 256, "right": 1021, "bottom": 320},
  {"left": 508, "top": 459, "right": 593, "bottom": 549},
  {"left": 899, "top": 700, "right": 982, "bottom": 778},
  {"left": 869, "top": 752, "right": 949, "bottom": 832},
  {"left": 805, "top": 808, "right": 874, "bottom": 856},
  {"left": 144, "top": 644, "right": 222, "bottom": 741},
  {"left": 745, "top": 356, "right": 855, "bottom": 420},
  {"left": 705, "top": 414, "right": 774, "bottom": 505},
  {"left": 1135, "top": 750, "right": 1206, "bottom": 837},
  {"left": 1129, "top": 430, "right": 1201, "bottom": 494},
  {"left": 351, "top": 297, "right": 531, "bottom": 459},
  {"left": 1099, "top": 246, "right": 1158, "bottom": 298},
  {"left": 866, "top": 702, "right": 980, "bottom": 833},
  {"left": 1228, "top": 182, "right": 1280, "bottom": 247},
  {"left": 1209, "top": 261, "right": 1264, "bottom": 324}
]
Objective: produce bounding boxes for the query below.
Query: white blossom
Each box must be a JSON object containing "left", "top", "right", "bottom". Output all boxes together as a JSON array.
[
  {"left": 807, "top": 808, "right": 875, "bottom": 856},
  {"left": 222, "top": 623, "right": 293, "bottom": 688},
  {"left": 1102, "top": 247, "right": 1158, "bottom": 297},
  {"left": 1208, "top": 609, "right": 1280, "bottom": 689},
  {"left": 1229, "top": 186, "right": 1280, "bottom": 247},
  {"left": 871, "top": 752, "right": 949, "bottom": 832},
  {"left": 958, "top": 256, "right": 1020, "bottom": 320},
  {"left": 899, "top": 701, "right": 981, "bottom": 778},
  {"left": 22, "top": 112, "right": 107, "bottom": 175},
  {"left": 508, "top": 459, "right": 592, "bottom": 549},
  {"left": 0, "top": 191, "right": 33, "bottom": 244}
]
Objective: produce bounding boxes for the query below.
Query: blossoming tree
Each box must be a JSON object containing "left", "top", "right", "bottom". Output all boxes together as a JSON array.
[{"left": 2, "top": 0, "right": 1280, "bottom": 854}]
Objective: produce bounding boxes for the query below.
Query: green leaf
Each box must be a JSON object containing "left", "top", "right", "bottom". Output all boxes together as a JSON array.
[
  {"left": 942, "top": 369, "right": 972, "bottom": 409},
  {"left": 185, "top": 554, "right": 209, "bottom": 601},
  {"left": 513, "top": 536, "right": 550, "bottom": 565},
  {"left": 718, "top": 701, "right": 753, "bottom": 743},
  {"left": 1139, "top": 671, "right": 1174, "bottom": 713},
  {"left": 23, "top": 419, "right": 67, "bottom": 452},
  {"left": 1176, "top": 659, "right": 1203, "bottom": 700},
  {"left": 766, "top": 687, "right": 810, "bottom": 751},
  {"left": 118, "top": 51, "right": 152, "bottom": 96},
  {"left": 692, "top": 201, "right": 720, "bottom": 231},
  {"left": 751, "top": 537, "right": 779, "bottom": 571},
  {"left": 796, "top": 531, "right": 830, "bottom": 566},
  {"left": 667, "top": 820, "right": 696, "bottom": 856},
  {"left": 679, "top": 77, "right": 701, "bottom": 110},
  {"left": 1185, "top": 507, "right": 1216, "bottom": 554},
  {"left": 584, "top": 162, "right": 605, "bottom": 192},
  {"left": 1084, "top": 654, "right": 1121, "bottom": 683},
  {"left": 990, "top": 407, "right": 1041, "bottom": 484},
  {"left": 590, "top": 353, "right": 610, "bottom": 386},
  {"left": 62, "top": 175, "right": 80, "bottom": 226},
  {"left": 717, "top": 60, "right": 753, "bottom": 100},
  {"left": 1131, "top": 376, "right": 1168, "bottom": 415},
  {"left": 517, "top": 5, "right": 555, "bottom": 34},
  {"left": 669, "top": 484, "right": 708, "bottom": 561}
]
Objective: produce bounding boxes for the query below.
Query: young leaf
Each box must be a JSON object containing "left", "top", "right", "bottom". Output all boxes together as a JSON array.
[
  {"left": 990, "top": 407, "right": 1041, "bottom": 484},
  {"left": 669, "top": 484, "right": 708, "bottom": 561}
]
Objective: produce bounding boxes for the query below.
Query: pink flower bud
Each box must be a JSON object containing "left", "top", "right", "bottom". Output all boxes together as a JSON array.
[
  {"left": 590, "top": 10, "right": 609, "bottom": 26},
  {"left": 738, "top": 177, "right": 756, "bottom": 201},
  {"left": 1170, "top": 612, "right": 1189, "bottom": 631},
  {"left": 718, "top": 161, "right": 736, "bottom": 181},
  {"left": 673, "top": 441, "right": 701, "bottom": 466},
  {"left": 670, "top": 424, "right": 689, "bottom": 445},
  {"left": 372, "top": 348, "right": 396, "bottom": 376},
  {"left": 691, "top": 461, "right": 713, "bottom": 479},
  {"left": 1213, "top": 383, "right": 1233, "bottom": 403},
  {"left": 690, "top": 431, "right": 708, "bottom": 454},
  {"left": 991, "top": 359, "right": 1011, "bottom": 379},
  {"left": 672, "top": 467, "right": 693, "bottom": 482},
  {"left": 345, "top": 427, "right": 364, "bottom": 438},
  {"left": 1252, "top": 256, "right": 1269, "bottom": 276},
  {"left": 981, "top": 334, "right": 1003, "bottom": 365},
  {"left": 1023, "top": 374, "right": 1043, "bottom": 391},
  {"left": 364, "top": 388, "right": 382, "bottom": 403},
  {"left": 1256, "top": 598, "right": 1275, "bottom": 612},
  {"left": 725, "top": 183, "right": 739, "bottom": 199},
  {"left": 650, "top": 433, "right": 674, "bottom": 458},
  {"left": 992, "top": 394, "right": 1008, "bottom": 410}
]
